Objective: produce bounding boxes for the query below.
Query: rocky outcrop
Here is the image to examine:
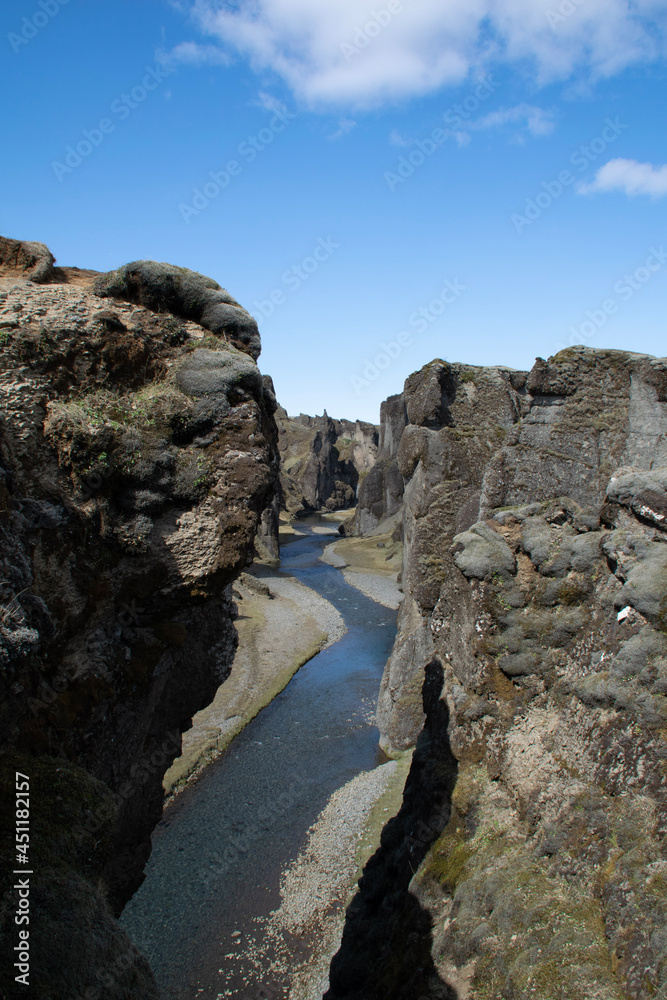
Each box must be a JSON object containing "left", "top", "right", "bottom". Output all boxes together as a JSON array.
[
  {"left": 329, "top": 348, "right": 667, "bottom": 999},
  {"left": 277, "top": 408, "right": 378, "bottom": 515},
  {"left": 95, "top": 259, "right": 262, "bottom": 361},
  {"left": 355, "top": 392, "right": 407, "bottom": 535},
  {"left": 0, "top": 236, "right": 56, "bottom": 284},
  {"left": 0, "top": 239, "right": 279, "bottom": 1000},
  {"left": 378, "top": 360, "right": 522, "bottom": 752}
]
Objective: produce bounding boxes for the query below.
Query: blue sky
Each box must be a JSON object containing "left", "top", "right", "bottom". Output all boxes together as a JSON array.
[{"left": 2, "top": 0, "right": 666, "bottom": 422}]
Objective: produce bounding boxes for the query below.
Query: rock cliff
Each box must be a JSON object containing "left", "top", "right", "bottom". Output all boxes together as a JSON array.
[
  {"left": 329, "top": 348, "right": 667, "bottom": 999},
  {"left": 354, "top": 393, "right": 407, "bottom": 535},
  {"left": 277, "top": 408, "right": 378, "bottom": 515},
  {"left": 0, "top": 237, "right": 279, "bottom": 1000}
]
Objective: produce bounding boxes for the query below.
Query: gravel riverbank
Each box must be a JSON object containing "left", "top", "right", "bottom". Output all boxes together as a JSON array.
[
  {"left": 224, "top": 753, "right": 413, "bottom": 1000},
  {"left": 321, "top": 539, "right": 403, "bottom": 610},
  {"left": 164, "top": 567, "right": 345, "bottom": 796}
]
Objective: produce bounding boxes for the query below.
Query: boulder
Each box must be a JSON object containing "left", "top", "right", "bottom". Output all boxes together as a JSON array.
[
  {"left": 451, "top": 521, "right": 516, "bottom": 579},
  {"left": 616, "top": 543, "right": 667, "bottom": 628},
  {"left": 95, "top": 259, "right": 261, "bottom": 359},
  {"left": 0, "top": 235, "right": 56, "bottom": 283},
  {"left": 607, "top": 466, "right": 667, "bottom": 531},
  {"left": 175, "top": 347, "right": 262, "bottom": 401}
]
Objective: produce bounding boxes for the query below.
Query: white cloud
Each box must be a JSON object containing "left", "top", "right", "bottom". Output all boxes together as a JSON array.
[
  {"left": 578, "top": 158, "right": 667, "bottom": 197},
  {"left": 160, "top": 40, "right": 231, "bottom": 67},
  {"left": 389, "top": 129, "right": 412, "bottom": 147},
  {"left": 177, "top": 0, "right": 667, "bottom": 106},
  {"left": 328, "top": 118, "right": 357, "bottom": 140},
  {"left": 389, "top": 101, "right": 551, "bottom": 152},
  {"left": 471, "top": 103, "right": 555, "bottom": 136},
  {"left": 256, "top": 90, "right": 290, "bottom": 115}
]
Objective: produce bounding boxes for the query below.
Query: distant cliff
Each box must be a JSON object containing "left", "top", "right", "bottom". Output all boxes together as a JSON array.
[
  {"left": 277, "top": 408, "right": 378, "bottom": 515},
  {"left": 353, "top": 392, "right": 407, "bottom": 534},
  {"left": 0, "top": 238, "right": 279, "bottom": 1000},
  {"left": 330, "top": 349, "right": 667, "bottom": 1000}
]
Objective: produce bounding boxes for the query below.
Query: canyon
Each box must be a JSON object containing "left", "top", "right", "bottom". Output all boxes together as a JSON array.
[
  {"left": 277, "top": 408, "right": 378, "bottom": 516},
  {"left": 1, "top": 236, "right": 666, "bottom": 1000}
]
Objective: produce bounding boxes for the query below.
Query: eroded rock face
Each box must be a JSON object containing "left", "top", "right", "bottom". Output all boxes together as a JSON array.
[
  {"left": 335, "top": 348, "right": 667, "bottom": 1000},
  {"left": 0, "top": 239, "right": 279, "bottom": 1000},
  {"left": 277, "top": 408, "right": 378, "bottom": 514},
  {"left": 0, "top": 235, "right": 56, "bottom": 284},
  {"left": 378, "top": 360, "right": 522, "bottom": 752},
  {"left": 355, "top": 392, "right": 407, "bottom": 534}
]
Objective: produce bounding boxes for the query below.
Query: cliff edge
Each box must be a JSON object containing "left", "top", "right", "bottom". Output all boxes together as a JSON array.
[{"left": 0, "top": 237, "right": 279, "bottom": 999}]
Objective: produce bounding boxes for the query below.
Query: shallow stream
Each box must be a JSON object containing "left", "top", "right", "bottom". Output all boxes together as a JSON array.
[{"left": 121, "top": 522, "right": 398, "bottom": 999}]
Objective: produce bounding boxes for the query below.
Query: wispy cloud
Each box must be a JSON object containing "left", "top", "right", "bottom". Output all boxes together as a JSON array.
[
  {"left": 256, "top": 91, "right": 289, "bottom": 115},
  {"left": 177, "top": 0, "right": 667, "bottom": 107},
  {"left": 472, "top": 103, "right": 555, "bottom": 136},
  {"left": 328, "top": 118, "right": 357, "bottom": 140},
  {"left": 578, "top": 158, "right": 667, "bottom": 197},
  {"left": 389, "top": 129, "right": 411, "bottom": 147},
  {"left": 159, "top": 40, "right": 230, "bottom": 68},
  {"left": 389, "top": 102, "right": 552, "bottom": 153}
]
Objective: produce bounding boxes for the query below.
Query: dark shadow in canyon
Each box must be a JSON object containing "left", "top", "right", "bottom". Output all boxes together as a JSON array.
[{"left": 324, "top": 658, "right": 459, "bottom": 1000}]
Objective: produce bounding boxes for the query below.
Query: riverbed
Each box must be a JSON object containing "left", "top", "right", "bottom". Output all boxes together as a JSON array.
[{"left": 120, "top": 522, "right": 399, "bottom": 999}]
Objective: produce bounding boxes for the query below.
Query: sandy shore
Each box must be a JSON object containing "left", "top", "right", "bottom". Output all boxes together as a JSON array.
[
  {"left": 163, "top": 567, "right": 345, "bottom": 797},
  {"left": 321, "top": 532, "right": 403, "bottom": 611}
]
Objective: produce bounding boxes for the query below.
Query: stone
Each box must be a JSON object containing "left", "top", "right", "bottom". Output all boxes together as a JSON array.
[
  {"left": 0, "top": 234, "right": 56, "bottom": 283},
  {"left": 94, "top": 259, "right": 262, "bottom": 360},
  {"left": 615, "top": 543, "right": 667, "bottom": 628},
  {"left": 607, "top": 466, "right": 667, "bottom": 530},
  {"left": 175, "top": 347, "right": 262, "bottom": 400},
  {"left": 404, "top": 360, "right": 457, "bottom": 428},
  {"left": 451, "top": 521, "right": 516, "bottom": 580}
]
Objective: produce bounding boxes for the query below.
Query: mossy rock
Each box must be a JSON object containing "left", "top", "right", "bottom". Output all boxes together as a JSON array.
[{"left": 95, "top": 259, "right": 261, "bottom": 359}]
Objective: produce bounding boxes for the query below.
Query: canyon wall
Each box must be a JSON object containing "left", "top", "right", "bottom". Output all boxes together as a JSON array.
[
  {"left": 354, "top": 392, "right": 407, "bottom": 536},
  {"left": 331, "top": 348, "right": 667, "bottom": 999},
  {"left": 0, "top": 238, "right": 279, "bottom": 1000},
  {"left": 277, "top": 408, "right": 378, "bottom": 514}
]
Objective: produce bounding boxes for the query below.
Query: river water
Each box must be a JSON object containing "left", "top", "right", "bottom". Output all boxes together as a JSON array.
[{"left": 120, "top": 522, "right": 397, "bottom": 999}]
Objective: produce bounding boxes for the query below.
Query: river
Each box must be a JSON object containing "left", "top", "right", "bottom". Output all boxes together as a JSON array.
[{"left": 120, "top": 521, "right": 398, "bottom": 999}]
